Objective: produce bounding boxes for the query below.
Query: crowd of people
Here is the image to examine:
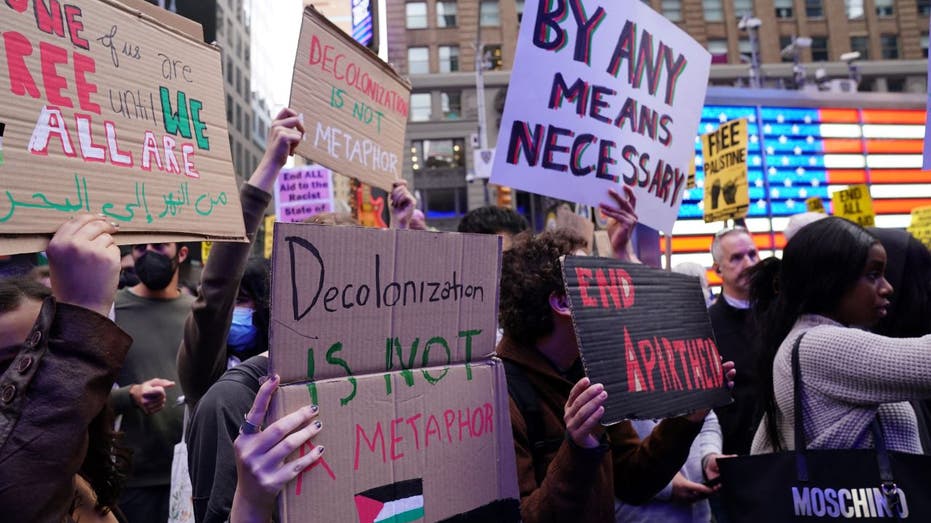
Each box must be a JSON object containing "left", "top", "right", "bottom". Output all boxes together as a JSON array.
[{"left": 2, "top": 106, "right": 931, "bottom": 523}]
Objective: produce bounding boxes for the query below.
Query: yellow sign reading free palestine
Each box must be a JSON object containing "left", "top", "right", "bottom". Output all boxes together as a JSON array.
[
  {"left": 702, "top": 118, "right": 749, "bottom": 223},
  {"left": 831, "top": 184, "right": 875, "bottom": 227}
]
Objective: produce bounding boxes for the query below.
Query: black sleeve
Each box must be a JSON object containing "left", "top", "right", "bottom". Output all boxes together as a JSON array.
[{"left": 187, "top": 376, "right": 257, "bottom": 523}]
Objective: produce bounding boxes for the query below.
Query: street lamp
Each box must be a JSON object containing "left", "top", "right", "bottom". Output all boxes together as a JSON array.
[
  {"left": 841, "top": 51, "right": 861, "bottom": 85},
  {"left": 738, "top": 16, "right": 762, "bottom": 88},
  {"left": 780, "top": 36, "right": 812, "bottom": 89}
]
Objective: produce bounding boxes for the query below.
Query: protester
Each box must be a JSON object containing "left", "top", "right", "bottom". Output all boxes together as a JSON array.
[
  {"left": 110, "top": 239, "right": 193, "bottom": 522},
  {"left": 0, "top": 215, "right": 132, "bottom": 522},
  {"left": 708, "top": 227, "right": 761, "bottom": 457},
  {"left": 497, "top": 188, "right": 736, "bottom": 523},
  {"left": 868, "top": 227, "right": 931, "bottom": 453},
  {"left": 673, "top": 262, "right": 714, "bottom": 306},
  {"left": 782, "top": 211, "right": 827, "bottom": 242},
  {"left": 750, "top": 217, "right": 931, "bottom": 454},
  {"left": 614, "top": 412, "right": 722, "bottom": 522},
  {"left": 457, "top": 205, "right": 529, "bottom": 250}
]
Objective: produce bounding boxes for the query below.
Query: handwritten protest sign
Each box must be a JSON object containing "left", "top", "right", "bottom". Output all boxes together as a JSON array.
[
  {"left": 831, "top": 184, "right": 875, "bottom": 227},
  {"left": 269, "top": 223, "right": 501, "bottom": 383},
  {"left": 0, "top": 0, "right": 245, "bottom": 254},
  {"left": 702, "top": 119, "right": 748, "bottom": 223},
  {"left": 491, "top": 0, "right": 711, "bottom": 233},
  {"left": 268, "top": 224, "right": 518, "bottom": 522},
  {"left": 806, "top": 196, "right": 826, "bottom": 213},
  {"left": 561, "top": 256, "right": 731, "bottom": 421},
  {"left": 274, "top": 164, "right": 335, "bottom": 223},
  {"left": 289, "top": 7, "right": 410, "bottom": 191},
  {"left": 907, "top": 205, "right": 931, "bottom": 249}
]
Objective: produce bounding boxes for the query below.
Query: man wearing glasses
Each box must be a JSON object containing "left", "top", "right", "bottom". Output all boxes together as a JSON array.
[{"left": 110, "top": 242, "right": 194, "bottom": 523}]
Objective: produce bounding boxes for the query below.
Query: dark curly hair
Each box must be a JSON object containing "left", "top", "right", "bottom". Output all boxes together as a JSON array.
[
  {"left": 499, "top": 230, "right": 587, "bottom": 346},
  {"left": 458, "top": 206, "right": 529, "bottom": 236}
]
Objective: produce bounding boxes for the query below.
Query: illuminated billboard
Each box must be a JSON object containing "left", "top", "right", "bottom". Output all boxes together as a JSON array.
[{"left": 351, "top": 0, "right": 375, "bottom": 50}]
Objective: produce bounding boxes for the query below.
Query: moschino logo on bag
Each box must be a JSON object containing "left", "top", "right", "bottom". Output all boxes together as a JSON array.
[{"left": 792, "top": 487, "right": 909, "bottom": 519}]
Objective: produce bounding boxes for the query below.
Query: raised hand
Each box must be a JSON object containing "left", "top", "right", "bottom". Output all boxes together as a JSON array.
[
  {"left": 564, "top": 377, "right": 607, "bottom": 449},
  {"left": 47, "top": 214, "right": 120, "bottom": 317}
]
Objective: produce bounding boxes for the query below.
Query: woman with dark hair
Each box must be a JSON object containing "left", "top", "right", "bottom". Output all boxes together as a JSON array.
[
  {"left": 749, "top": 217, "right": 931, "bottom": 455},
  {"left": 869, "top": 227, "right": 931, "bottom": 453},
  {"left": 0, "top": 215, "right": 132, "bottom": 522}
]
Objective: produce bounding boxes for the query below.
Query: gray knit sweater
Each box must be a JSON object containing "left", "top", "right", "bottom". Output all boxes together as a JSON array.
[{"left": 751, "top": 314, "right": 931, "bottom": 455}]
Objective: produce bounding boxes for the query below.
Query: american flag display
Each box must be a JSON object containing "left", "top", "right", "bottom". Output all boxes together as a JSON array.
[{"left": 670, "top": 105, "right": 928, "bottom": 286}]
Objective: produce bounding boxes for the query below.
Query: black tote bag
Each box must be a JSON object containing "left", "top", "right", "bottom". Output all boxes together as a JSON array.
[{"left": 718, "top": 335, "right": 931, "bottom": 521}]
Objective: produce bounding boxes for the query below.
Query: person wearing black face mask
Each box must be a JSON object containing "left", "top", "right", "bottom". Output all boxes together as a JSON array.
[{"left": 109, "top": 242, "right": 193, "bottom": 523}]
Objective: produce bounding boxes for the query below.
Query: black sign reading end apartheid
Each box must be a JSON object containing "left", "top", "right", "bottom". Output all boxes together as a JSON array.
[{"left": 561, "top": 256, "right": 732, "bottom": 422}]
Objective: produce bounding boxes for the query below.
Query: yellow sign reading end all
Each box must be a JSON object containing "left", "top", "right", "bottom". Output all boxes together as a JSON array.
[{"left": 830, "top": 184, "right": 874, "bottom": 227}]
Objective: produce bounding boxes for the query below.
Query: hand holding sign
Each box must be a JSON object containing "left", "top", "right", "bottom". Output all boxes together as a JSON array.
[
  {"left": 564, "top": 377, "right": 607, "bottom": 449},
  {"left": 47, "top": 214, "right": 121, "bottom": 317},
  {"left": 389, "top": 180, "right": 416, "bottom": 229},
  {"left": 598, "top": 187, "right": 638, "bottom": 262},
  {"left": 251, "top": 108, "right": 306, "bottom": 193}
]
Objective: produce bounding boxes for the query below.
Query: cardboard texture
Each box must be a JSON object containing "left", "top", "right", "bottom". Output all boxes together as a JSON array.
[
  {"left": 289, "top": 6, "right": 411, "bottom": 192},
  {"left": 271, "top": 361, "right": 520, "bottom": 522},
  {"left": 561, "top": 256, "right": 731, "bottom": 421},
  {"left": 490, "top": 0, "right": 711, "bottom": 234},
  {"left": 701, "top": 119, "right": 749, "bottom": 223},
  {"left": 831, "top": 184, "right": 875, "bottom": 227},
  {"left": 274, "top": 164, "right": 335, "bottom": 223},
  {"left": 269, "top": 223, "right": 502, "bottom": 384},
  {"left": 0, "top": 0, "right": 245, "bottom": 255}
]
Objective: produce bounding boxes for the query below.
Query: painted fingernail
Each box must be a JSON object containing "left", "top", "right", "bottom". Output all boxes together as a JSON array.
[
  {"left": 273, "top": 374, "right": 280, "bottom": 383},
  {"left": 314, "top": 420, "right": 322, "bottom": 429},
  {"left": 317, "top": 445, "right": 325, "bottom": 454},
  {"left": 310, "top": 404, "right": 319, "bottom": 413},
  {"left": 298, "top": 113, "right": 305, "bottom": 124},
  {"left": 259, "top": 375, "right": 270, "bottom": 385}
]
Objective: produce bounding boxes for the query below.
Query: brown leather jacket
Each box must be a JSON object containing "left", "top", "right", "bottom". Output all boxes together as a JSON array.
[
  {"left": 0, "top": 298, "right": 131, "bottom": 522},
  {"left": 497, "top": 337, "right": 701, "bottom": 523}
]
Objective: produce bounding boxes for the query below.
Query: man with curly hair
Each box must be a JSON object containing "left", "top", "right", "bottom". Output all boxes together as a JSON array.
[{"left": 497, "top": 188, "right": 724, "bottom": 523}]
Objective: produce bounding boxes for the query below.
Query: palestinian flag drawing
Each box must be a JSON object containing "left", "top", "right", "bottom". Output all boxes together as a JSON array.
[{"left": 354, "top": 478, "right": 424, "bottom": 523}]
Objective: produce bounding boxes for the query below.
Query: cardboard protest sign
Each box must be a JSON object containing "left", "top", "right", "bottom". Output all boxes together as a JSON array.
[
  {"left": 561, "top": 256, "right": 731, "bottom": 421},
  {"left": 702, "top": 118, "right": 749, "bottom": 223},
  {"left": 270, "top": 362, "right": 520, "bottom": 522},
  {"left": 805, "top": 196, "right": 826, "bottom": 213},
  {"left": 0, "top": 0, "right": 245, "bottom": 255},
  {"left": 290, "top": 7, "right": 411, "bottom": 191},
  {"left": 831, "top": 184, "right": 875, "bottom": 227},
  {"left": 491, "top": 0, "right": 711, "bottom": 233},
  {"left": 274, "top": 164, "right": 335, "bottom": 223},
  {"left": 269, "top": 223, "right": 501, "bottom": 384},
  {"left": 686, "top": 156, "right": 696, "bottom": 190},
  {"left": 907, "top": 205, "right": 931, "bottom": 249}
]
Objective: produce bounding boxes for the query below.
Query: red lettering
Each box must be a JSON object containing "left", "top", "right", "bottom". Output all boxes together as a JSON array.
[
  {"left": 706, "top": 339, "right": 724, "bottom": 387},
  {"left": 484, "top": 402, "right": 493, "bottom": 434},
  {"left": 594, "top": 268, "right": 612, "bottom": 308},
  {"left": 5, "top": 1, "right": 28, "bottom": 13},
  {"left": 456, "top": 408, "right": 470, "bottom": 441},
  {"left": 35, "top": 0, "right": 65, "bottom": 39},
  {"left": 425, "top": 414, "right": 442, "bottom": 447},
  {"left": 636, "top": 338, "right": 656, "bottom": 391},
  {"left": 405, "top": 413, "right": 422, "bottom": 450},
  {"left": 443, "top": 409, "right": 455, "bottom": 442},
  {"left": 72, "top": 51, "right": 99, "bottom": 113},
  {"left": 598, "top": 268, "right": 622, "bottom": 308},
  {"left": 610, "top": 267, "right": 635, "bottom": 308},
  {"left": 141, "top": 130, "right": 162, "bottom": 171},
  {"left": 63, "top": 4, "right": 88, "bottom": 49},
  {"left": 162, "top": 135, "right": 181, "bottom": 174},
  {"left": 655, "top": 337, "right": 670, "bottom": 391},
  {"left": 28, "top": 105, "right": 75, "bottom": 157},
  {"left": 624, "top": 326, "right": 647, "bottom": 392},
  {"left": 181, "top": 143, "right": 198, "bottom": 178},
  {"left": 40, "top": 41, "right": 70, "bottom": 107},
  {"left": 576, "top": 267, "right": 598, "bottom": 307},
  {"left": 687, "top": 339, "right": 705, "bottom": 390},
  {"left": 105, "top": 120, "right": 133, "bottom": 166},
  {"left": 471, "top": 407, "right": 484, "bottom": 436},
  {"left": 353, "top": 422, "right": 386, "bottom": 470},
  {"left": 672, "top": 340, "right": 692, "bottom": 389},
  {"left": 4, "top": 31, "right": 40, "bottom": 98},
  {"left": 389, "top": 417, "right": 405, "bottom": 461}
]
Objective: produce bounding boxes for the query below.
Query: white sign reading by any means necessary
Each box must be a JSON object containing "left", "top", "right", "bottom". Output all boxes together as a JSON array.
[{"left": 491, "top": 0, "right": 711, "bottom": 234}]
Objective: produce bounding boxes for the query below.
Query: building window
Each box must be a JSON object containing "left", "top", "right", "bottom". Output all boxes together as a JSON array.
[
  {"left": 483, "top": 44, "right": 503, "bottom": 70},
  {"left": 516, "top": 0, "right": 525, "bottom": 23},
  {"left": 661, "top": 0, "right": 682, "bottom": 21},
  {"left": 920, "top": 0, "right": 931, "bottom": 16},
  {"left": 441, "top": 91, "right": 462, "bottom": 120},
  {"left": 880, "top": 34, "right": 899, "bottom": 59},
  {"left": 226, "top": 94, "right": 233, "bottom": 123},
  {"left": 845, "top": 0, "right": 864, "bottom": 19},
  {"left": 407, "top": 47, "right": 429, "bottom": 74},
  {"left": 779, "top": 36, "right": 794, "bottom": 62},
  {"left": 410, "top": 93, "right": 431, "bottom": 122},
  {"left": 805, "top": 0, "right": 823, "bottom": 18},
  {"left": 411, "top": 139, "right": 466, "bottom": 170},
  {"left": 886, "top": 77, "right": 905, "bottom": 92},
  {"left": 922, "top": 33, "right": 929, "bottom": 58},
  {"left": 437, "top": 1, "right": 457, "bottom": 27},
  {"left": 774, "top": 0, "right": 793, "bottom": 18},
  {"left": 810, "top": 36, "right": 828, "bottom": 61},
  {"left": 732, "top": 0, "right": 753, "bottom": 17},
  {"left": 480, "top": 0, "right": 500, "bottom": 26},
  {"left": 235, "top": 67, "right": 241, "bottom": 95},
  {"left": 422, "top": 187, "right": 468, "bottom": 219},
  {"left": 235, "top": 105, "right": 242, "bottom": 133},
  {"left": 703, "top": 0, "right": 724, "bottom": 21},
  {"left": 438, "top": 45, "right": 460, "bottom": 72},
  {"left": 406, "top": 2, "right": 428, "bottom": 29},
  {"left": 217, "top": 12, "right": 224, "bottom": 35},
  {"left": 850, "top": 35, "right": 869, "bottom": 60},
  {"left": 875, "top": 0, "right": 894, "bottom": 17}
]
